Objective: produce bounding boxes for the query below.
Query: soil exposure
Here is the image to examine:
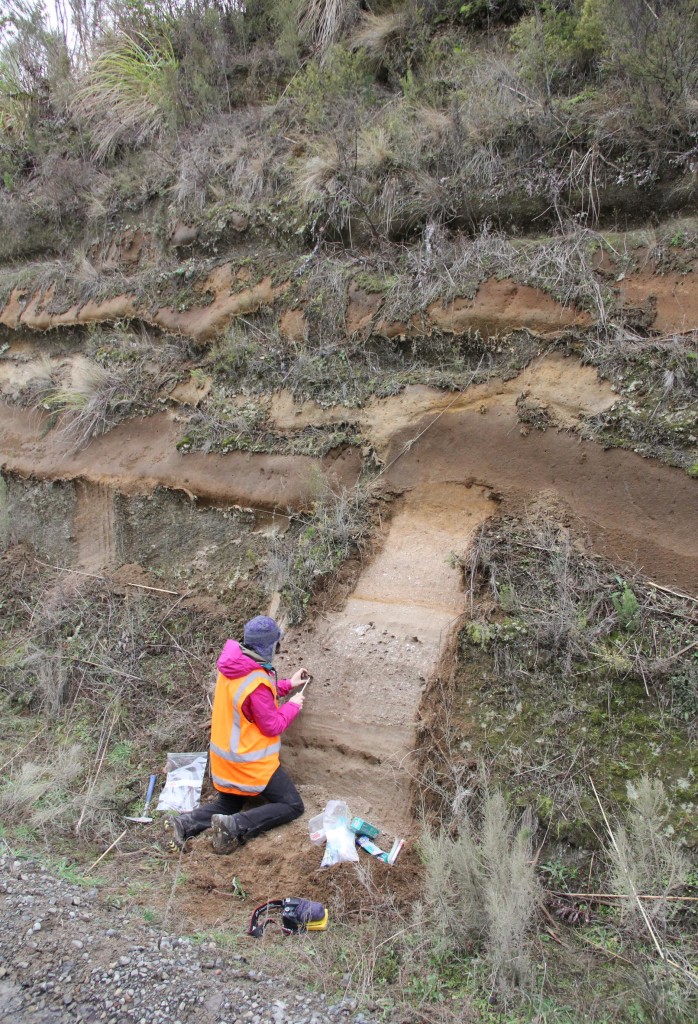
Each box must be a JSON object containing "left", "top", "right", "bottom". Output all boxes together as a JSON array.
[{"left": 2, "top": 350, "right": 696, "bottom": 845}]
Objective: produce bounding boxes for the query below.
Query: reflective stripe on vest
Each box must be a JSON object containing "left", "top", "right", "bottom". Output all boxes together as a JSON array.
[
  {"left": 209, "top": 668, "right": 282, "bottom": 795},
  {"left": 210, "top": 771, "right": 266, "bottom": 794},
  {"left": 222, "top": 672, "right": 280, "bottom": 763}
]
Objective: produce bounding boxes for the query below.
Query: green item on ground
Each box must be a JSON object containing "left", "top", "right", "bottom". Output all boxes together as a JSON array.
[{"left": 350, "top": 817, "right": 380, "bottom": 839}]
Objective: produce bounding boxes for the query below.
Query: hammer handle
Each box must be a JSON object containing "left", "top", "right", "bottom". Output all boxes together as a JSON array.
[{"left": 143, "top": 774, "right": 157, "bottom": 814}]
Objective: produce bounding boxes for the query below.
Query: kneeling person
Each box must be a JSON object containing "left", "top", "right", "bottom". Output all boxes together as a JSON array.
[{"left": 166, "top": 616, "right": 307, "bottom": 852}]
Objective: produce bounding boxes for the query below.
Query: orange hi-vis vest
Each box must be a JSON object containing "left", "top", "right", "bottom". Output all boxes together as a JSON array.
[{"left": 209, "top": 668, "right": 281, "bottom": 795}]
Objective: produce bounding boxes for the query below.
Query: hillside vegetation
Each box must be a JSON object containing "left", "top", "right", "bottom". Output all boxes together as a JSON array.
[
  {"left": 0, "top": 4, "right": 697, "bottom": 1024},
  {"left": 2, "top": 0, "right": 698, "bottom": 257}
]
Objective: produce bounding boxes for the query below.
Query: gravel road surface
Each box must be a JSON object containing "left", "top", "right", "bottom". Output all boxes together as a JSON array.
[{"left": 0, "top": 856, "right": 375, "bottom": 1024}]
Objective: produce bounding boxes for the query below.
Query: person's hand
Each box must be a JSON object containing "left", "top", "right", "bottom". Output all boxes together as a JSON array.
[
  {"left": 290, "top": 668, "right": 310, "bottom": 688},
  {"left": 289, "top": 692, "right": 305, "bottom": 708}
]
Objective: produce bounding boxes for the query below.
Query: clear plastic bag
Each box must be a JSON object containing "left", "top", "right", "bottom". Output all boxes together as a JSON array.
[
  {"left": 308, "top": 800, "right": 359, "bottom": 866},
  {"left": 156, "top": 752, "right": 207, "bottom": 813}
]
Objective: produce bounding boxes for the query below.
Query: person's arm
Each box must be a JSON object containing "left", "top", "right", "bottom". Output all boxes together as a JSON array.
[
  {"left": 277, "top": 678, "right": 292, "bottom": 697},
  {"left": 247, "top": 684, "right": 301, "bottom": 738}
]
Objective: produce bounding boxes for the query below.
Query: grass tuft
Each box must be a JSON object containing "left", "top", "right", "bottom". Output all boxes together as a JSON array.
[{"left": 72, "top": 33, "right": 179, "bottom": 161}]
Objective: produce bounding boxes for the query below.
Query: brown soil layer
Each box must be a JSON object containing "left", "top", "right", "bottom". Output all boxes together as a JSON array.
[
  {"left": 3, "top": 261, "right": 697, "bottom": 347},
  {"left": 619, "top": 269, "right": 698, "bottom": 334},
  {"left": 0, "top": 407, "right": 362, "bottom": 510},
  {"left": 382, "top": 411, "right": 698, "bottom": 593},
  {"left": 0, "top": 272, "right": 585, "bottom": 343}
]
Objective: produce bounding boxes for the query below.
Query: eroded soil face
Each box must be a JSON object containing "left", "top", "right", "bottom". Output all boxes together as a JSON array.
[
  {"left": 1, "top": 230, "right": 697, "bottom": 905},
  {"left": 3, "top": 350, "right": 695, "bottom": 853}
]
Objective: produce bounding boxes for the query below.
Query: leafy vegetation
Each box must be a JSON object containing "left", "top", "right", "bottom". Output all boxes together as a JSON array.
[{"left": 2, "top": 0, "right": 698, "bottom": 258}]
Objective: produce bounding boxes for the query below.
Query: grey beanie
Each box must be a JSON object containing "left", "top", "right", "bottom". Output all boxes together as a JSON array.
[{"left": 243, "top": 616, "right": 283, "bottom": 663}]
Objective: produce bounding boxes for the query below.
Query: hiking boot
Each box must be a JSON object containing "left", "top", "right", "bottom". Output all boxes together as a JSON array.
[
  {"left": 163, "top": 814, "right": 193, "bottom": 852},
  {"left": 211, "top": 813, "right": 245, "bottom": 855}
]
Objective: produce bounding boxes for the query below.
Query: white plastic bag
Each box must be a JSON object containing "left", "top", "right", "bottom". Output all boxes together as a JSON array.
[
  {"left": 156, "top": 752, "right": 207, "bottom": 813},
  {"left": 309, "top": 800, "right": 359, "bottom": 866}
]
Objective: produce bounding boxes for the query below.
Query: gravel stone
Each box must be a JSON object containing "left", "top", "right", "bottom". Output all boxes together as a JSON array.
[{"left": 0, "top": 856, "right": 381, "bottom": 1024}]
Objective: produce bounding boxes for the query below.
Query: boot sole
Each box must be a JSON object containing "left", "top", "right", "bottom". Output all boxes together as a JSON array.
[
  {"left": 211, "top": 816, "right": 240, "bottom": 855},
  {"left": 163, "top": 817, "right": 189, "bottom": 852}
]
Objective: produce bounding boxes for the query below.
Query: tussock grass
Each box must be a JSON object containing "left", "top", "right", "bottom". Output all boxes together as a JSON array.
[
  {"left": 298, "top": 0, "right": 359, "bottom": 56},
  {"left": 30, "top": 360, "right": 134, "bottom": 453},
  {"left": 72, "top": 33, "right": 179, "bottom": 161},
  {"left": 294, "top": 145, "right": 342, "bottom": 197},
  {"left": 350, "top": 9, "right": 413, "bottom": 64}
]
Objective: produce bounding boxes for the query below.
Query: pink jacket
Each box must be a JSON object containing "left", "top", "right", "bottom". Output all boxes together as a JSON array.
[{"left": 216, "top": 640, "right": 300, "bottom": 738}]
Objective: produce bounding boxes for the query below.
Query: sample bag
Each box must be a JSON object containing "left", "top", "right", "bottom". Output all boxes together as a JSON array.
[
  {"left": 308, "top": 799, "right": 359, "bottom": 866},
  {"left": 156, "top": 751, "right": 207, "bottom": 813}
]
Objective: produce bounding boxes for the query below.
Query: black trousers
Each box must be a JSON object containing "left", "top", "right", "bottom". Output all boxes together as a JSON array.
[{"left": 185, "top": 766, "right": 304, "bottom": 840}]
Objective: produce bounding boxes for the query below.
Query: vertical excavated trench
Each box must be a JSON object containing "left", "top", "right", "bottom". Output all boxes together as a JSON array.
[{"left": 280, "top": 482, "right": 495, "bottom": 834}]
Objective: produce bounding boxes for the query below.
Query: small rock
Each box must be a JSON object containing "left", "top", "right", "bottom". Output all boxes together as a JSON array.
[{"left": 230, "top": 212, "right": 249, "bottom": 233}]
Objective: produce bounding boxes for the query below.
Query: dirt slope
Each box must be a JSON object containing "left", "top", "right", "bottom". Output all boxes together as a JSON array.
[
  {"left": 274, "top": 359, "right": 697, "bottom": 837},
  {"left": 1, "top": 353, "right": 696, "bottom": 844}
]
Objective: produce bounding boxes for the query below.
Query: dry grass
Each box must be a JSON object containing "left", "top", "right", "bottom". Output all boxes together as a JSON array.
[
  {"left": 49, "top": 362, "right": 132, "bottom": 452},
  {"left": 72, "top": 33, "right": 179, "bottom": 161},
  {"left": 294, "top": 145, "right": 342, "bottom": 197},
  {"left": 421, "top": 785, "right": 540, "bottom": 1000},
  {"left": 607, "top": 776, "right": 691, "bottom": 931},
  {"left": 350, "top": 9, "right": 413, "bottom": 64},
  {"left": 265, "top": 480, "right": 371, "bottom": 624},
  {"left": 0, "top": 556, "right": 227, "bottom": 846},
  {"left": 462, "top": 513, "right": 698, "bottom": 688},
  {"left": 380, "top": 224, "right": 610, "bottom": 325},
  {"left": 298, "top": 0, "right": 359, "bottom": 56}
]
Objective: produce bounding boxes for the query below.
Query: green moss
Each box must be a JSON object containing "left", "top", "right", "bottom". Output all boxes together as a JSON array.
[
  {"left": 450, "top": 515, "right": 698, "bottom": 850},
  {"left": 353, "top": 271, "right": 396, "bottom": 294}
]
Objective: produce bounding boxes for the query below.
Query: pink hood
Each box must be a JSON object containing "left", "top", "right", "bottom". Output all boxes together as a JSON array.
[{"left": 217, "top": 640, "right": 263, "bottom": 679}]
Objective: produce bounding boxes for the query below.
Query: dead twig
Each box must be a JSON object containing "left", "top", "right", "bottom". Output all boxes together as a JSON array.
[
  {"left": 34, "top": 560, "right": 180, "bottom": 596},
  {"left": 85, "top": 829, "right": 127, "bottom": 873},
  {"left": 551, "top": 890, "right": 698, "bottom": 903},
  {"left": 645, "top": 580, "right": 697, "bottom": 605}
]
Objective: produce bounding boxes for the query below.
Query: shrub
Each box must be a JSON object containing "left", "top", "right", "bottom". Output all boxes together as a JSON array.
[
  {"left": 284, "top": 44, "right": 375, "bottom": 130},
  {"left": 0, "top": 3, "right": 74, "bottom": 184},
  {"left": 421, "top": 787, "right": 540, "bottom": 999},
  {"left": 598, "top": 0, "right": 698, "bottom": 109},
  {"left": 459, "top": 0, "right": 527, "bottom": 30},
  {"left": 612, "top": 580, "right": 639, "bottom": 630},
  {"left": 606, "top": 776, "right": 691, "bottom": 930},
  {"left": 510, "top": 1, "right": 589, "bottom": 99}
]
